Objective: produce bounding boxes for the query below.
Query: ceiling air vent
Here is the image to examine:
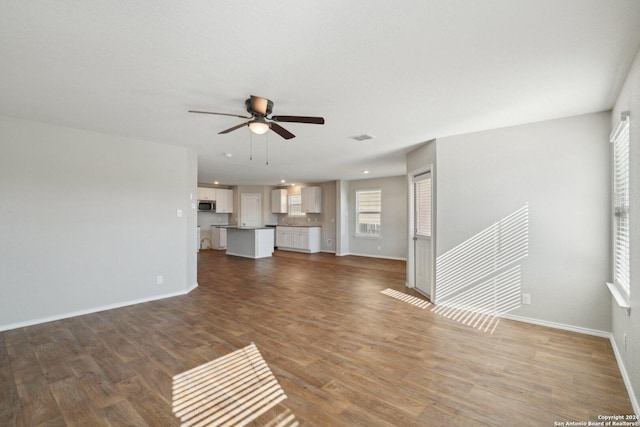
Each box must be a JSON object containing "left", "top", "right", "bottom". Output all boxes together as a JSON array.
[{"left": 350, "top": 133, "right": 375, "bottom": 141}]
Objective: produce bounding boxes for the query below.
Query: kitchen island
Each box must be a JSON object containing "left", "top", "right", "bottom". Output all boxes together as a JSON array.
[{"left": 225, "top": 227, "right": 275, "bottom": 259}]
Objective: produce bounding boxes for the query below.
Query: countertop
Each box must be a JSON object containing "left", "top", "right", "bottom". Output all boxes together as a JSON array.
[
  {"left": 224, "top": 226, "right": 275, "bottom": 231},
  {"left": 213, "top": 224, "right": 320, "bottom": 229}
]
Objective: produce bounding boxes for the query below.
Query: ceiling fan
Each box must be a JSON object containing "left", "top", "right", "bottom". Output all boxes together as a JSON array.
[{"left": 188, "top": 95, "right": 325, "bottom": 140}]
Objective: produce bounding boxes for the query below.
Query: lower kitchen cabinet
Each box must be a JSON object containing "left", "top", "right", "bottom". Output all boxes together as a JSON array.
[
  {"left": 211, "top": 226, "right": 227, "bottom": 249},
  {"left": 276, "top": 226, "right": 321, "bottom": 253}
]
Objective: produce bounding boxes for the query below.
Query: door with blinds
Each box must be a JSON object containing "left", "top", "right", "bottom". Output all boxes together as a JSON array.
[{"left": 413, "top": 171, "right": 432, "bottom": 297}]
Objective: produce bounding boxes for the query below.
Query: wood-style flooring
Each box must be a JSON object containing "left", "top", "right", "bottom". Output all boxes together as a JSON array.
[{"left": 0, "top": 250, "right": 633, "bottom": 426}]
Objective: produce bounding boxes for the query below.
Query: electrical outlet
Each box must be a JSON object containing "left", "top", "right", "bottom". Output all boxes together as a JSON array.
[
  {"left": 327, "top": 239, "right": 333, "bottom": 246},
  {"left": 157, "top": 275, "right": 163, "bottom": 285},
  {"left": 522, "top": 293, "right": 531, "bottom": 305},
  {"left": 177, "top": 209, "right": 183, "bottom": 217},
  {"left": 377, "top": 245, "right": 381, "bottom": 251}
]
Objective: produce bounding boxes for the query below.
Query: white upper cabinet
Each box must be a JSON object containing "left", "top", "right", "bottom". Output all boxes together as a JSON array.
[
  {"left": 216, "top": 189, "right": 234, "bottom": 213},
  {"left": 301, "top": 186, "right": 322, "bottom": 213},
  {"left": 197, "top": 187, "right": 216, "bottom": 201},
  {"left": 271, "top": 189, "right": 288, "bottom": 214}
]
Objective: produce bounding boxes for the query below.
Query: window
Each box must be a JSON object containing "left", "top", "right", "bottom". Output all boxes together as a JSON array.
[
  {"left": 356, "top": 189, "right": 381, "bottom": 237},
  {"left": 288, "top": 194, "right": 304, "bottom": 216},
  {"left": 414, "top": 172, "right": 432, "bottom": 237},
  {"left": 611, "top": 112, "right": 630, "bottom": 296}
]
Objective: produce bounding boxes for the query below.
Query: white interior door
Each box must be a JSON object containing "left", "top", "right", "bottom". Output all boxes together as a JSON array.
[
  {"left": 414, "top": 171, "right": 432, "bottom": 297},
  {"left": 241, "top": 194, "right": 261, "bottom": 227}
]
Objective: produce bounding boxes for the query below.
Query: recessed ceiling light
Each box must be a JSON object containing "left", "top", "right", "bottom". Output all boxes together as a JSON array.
[
  {"left": 223, "top": 152, "right": 233, "bottom": 158},
  {"left": 290, "top": 183, "right": 295, "bottom": 187},
  {"left": 280, "top": 180, "right": 286, "bottom": 183},
  {"left": 350, "top": 134, "right": 375, "bottom": 141},
  {"left": 363, "top": 170, "right": 370, "bottom": 174},
  {"left": 214, "top": 181, "right": 219, "bottom": 185}
]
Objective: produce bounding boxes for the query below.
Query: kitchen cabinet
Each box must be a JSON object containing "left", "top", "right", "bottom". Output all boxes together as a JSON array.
[
  {"left": 211, "top": 226, "right": 227, "bottom": 249},
  {"left": 216, "top": 189, "right": 234, "bottom": 213},
  {"left": 301, "top": 187, "right": 322, "bottom": 213},
  {"left": 197, "top": 187, "right": 216, "bottom": 201},
  {"left": 276, "top": 226, "right": 321, "bottom": 253},
  {"left": 271, "top": 189, "right": 288, "bottom": 213},
  {"left": 276, "top": 227, "right": 294, "bottom": 248}
]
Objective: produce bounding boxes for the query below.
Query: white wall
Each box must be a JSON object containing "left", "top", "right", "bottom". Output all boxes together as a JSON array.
[
  {"left": 336, "top": 180, "right": 349, "bottom": 256},
  {"left": 435, "top": 112, "right": 611, "bottom": 332},
  {"left": 186, "top": 150, "right": 198, "bottom": 292},
  {"left": 611, "top": 46, "right": 640, "bottom": 413},
  {"left": 0, "top": 116, "right": 198, "bottom": 330},
  {"left": 318, "top": 181, "right": 337, "bottom": 252},
  {"left": 347, "top": 176, "right": 408, "bottom": 260}
]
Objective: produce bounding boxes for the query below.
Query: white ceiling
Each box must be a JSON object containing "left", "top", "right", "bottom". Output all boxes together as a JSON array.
[{"left": 1, "top": 1, "right": 639, "bottom": 186}]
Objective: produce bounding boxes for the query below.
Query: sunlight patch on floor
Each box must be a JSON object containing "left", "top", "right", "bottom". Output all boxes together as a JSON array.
[
  {"left": 381, "top": 288, "right": 432, "bottom": 309},
  {"left": 172, "top": 343, "right": 298, "bottom": 426},
  {"left": 382, "top": 287, "right": 504, "bottom": 334}
]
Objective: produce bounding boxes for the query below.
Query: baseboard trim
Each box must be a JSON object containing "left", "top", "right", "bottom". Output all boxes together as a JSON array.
[
  {"left": 609, "top": 334, "right": 640, "bottom": 415},
  {"left": 341, "top": 252, "right": 407, "bottom": 261},
  {"left": 500, "top": 313, "right": 609, "bottom": 338},
  {"left": 0, "top": 284, "right": 199, "bottom": 332},
  {"left": 186, "top": 281, "right": 199, "bottom": 293}
]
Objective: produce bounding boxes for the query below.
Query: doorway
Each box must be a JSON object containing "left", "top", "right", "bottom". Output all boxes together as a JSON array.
[
  {"left": 413, "top": 171, "right": 432, "bottom": 298},
  {"left": 240, "top": 194, "right": 261, "bottom": 227}
]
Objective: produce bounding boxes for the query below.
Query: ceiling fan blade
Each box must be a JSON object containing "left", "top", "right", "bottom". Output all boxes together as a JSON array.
[
  {"left": 189, "top": 110, "right": 251, "bottom": 119},
  {"left": 270, "top": 122, "right": 295, "bottom": 140},
  {"left": 218, "top": 122, "right": 248, "bottom": 134},
  {"left": 271, "top": 115, "right": 325, "bottom": 125},
  {"left": 250, "top": 95, "right": 269, "bottom": 116}
]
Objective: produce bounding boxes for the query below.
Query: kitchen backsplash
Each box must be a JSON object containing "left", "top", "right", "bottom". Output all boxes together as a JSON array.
[{"left": 197, "top": 212, "right": 231, "bottom": 228}]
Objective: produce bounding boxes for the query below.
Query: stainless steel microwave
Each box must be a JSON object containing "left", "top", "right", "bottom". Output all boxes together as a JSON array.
[{"left": 198, "top": 201, "right": 215, "bottom": 212}]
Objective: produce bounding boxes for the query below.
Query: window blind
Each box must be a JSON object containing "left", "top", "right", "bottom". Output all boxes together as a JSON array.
[
  {"left": 356, "top": 189, "right": 381, "bottom": 236},
  {"left": 288, "top": 194, "right": 303, "bottom": 216},
  {"left": 611, "top": 115, "right": 630, "bottom": 295},
  {"left": 414, "top": 172, "right": 432, "bottom": 237}
]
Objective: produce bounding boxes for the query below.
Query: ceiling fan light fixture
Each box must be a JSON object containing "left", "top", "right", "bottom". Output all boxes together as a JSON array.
[
  {"left": 189, "top": 95, "right": 324, "bottom": 140},
  {"left": 248, "top": 118, "right": 270, "bottom": 135}
]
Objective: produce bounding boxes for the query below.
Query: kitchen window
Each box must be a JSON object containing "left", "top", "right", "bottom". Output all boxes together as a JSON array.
[
  {"left": 356, "top": 189, "right": 381, "bottom": 237},
  {"left": 288, "top": 194, "right": 304, "bottom": 217}
]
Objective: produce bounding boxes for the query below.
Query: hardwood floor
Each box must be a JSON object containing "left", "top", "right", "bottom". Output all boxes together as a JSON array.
[{"left": 0, "top": 250, "right": 633, "bottom": 426}]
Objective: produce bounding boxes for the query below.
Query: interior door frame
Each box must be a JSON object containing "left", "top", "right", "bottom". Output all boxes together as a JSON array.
[{"left": 407, "top": 165, "right": 435, "bottom": 300}]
